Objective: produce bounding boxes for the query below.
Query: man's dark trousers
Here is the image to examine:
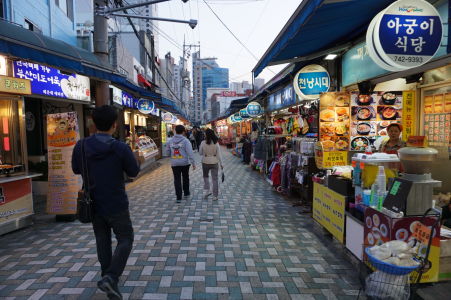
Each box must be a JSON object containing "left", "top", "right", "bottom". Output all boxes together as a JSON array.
[
  {"left": 172, "top": 165, "right": 190, "bottom": 200},
  {"left": 92, "top": 210, "right": 134, "bottom": 282}
]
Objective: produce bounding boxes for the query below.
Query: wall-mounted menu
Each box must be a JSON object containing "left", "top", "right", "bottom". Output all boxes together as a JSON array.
[
  {"left": 319, "top": 92, "right": 351, "bottom": 152},
  {"left": 423, "top": 88, "right": 451, "bottom": 157},
  {"left": 350, "top": 92, "right": 403, "bottom": 151}
]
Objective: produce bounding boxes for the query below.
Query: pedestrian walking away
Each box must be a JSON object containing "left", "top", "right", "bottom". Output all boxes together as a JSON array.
[
  {"left": 72, "top": 105, "right": 140, "bottom": 300},
  {"left": 194, "top": 127, "right": 204, "bottom": 152},
  {"left": 199, "top": 128, "right": 223, "bottom": 201},
  {"left": 167, "top": 125, "right": 196, "bottom": 202}
]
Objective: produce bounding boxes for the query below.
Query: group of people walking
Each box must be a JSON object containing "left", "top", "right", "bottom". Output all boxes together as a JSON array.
[
  {"left": 166, "top": 125, "right": 223, "bottom": 202},
  {"left": 71, "top": 105, "right": 223, "bottom": 299}
]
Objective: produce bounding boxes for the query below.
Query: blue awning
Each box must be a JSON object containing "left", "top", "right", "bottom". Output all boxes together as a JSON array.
[
  {"left": 0, "top": 19, "right": 162, "bottom": 101},
  {"left": 253, "top": 0, "right": 395, "bottom": 77}
]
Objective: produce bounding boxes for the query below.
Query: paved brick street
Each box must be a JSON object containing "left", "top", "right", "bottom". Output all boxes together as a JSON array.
[{"left": 0, "top": 148, "right": 361, "bottom": 300}]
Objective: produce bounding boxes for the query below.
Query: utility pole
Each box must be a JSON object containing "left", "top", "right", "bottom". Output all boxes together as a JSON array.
[
  {"left": 183, "top": 42, "right": 200, "bottom": 123},
  {"left": 93, "top": 0, "right": 110, "bottom": 107}
]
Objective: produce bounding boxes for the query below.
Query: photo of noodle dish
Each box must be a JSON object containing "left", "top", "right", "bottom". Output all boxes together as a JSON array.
[{"left": 352, "top": 106, "right": 375, "bottom": 121}]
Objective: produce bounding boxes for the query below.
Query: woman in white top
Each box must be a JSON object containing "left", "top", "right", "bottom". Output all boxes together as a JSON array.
[{"left": 199, "top": 129, "right": 223, "bottom": 200}]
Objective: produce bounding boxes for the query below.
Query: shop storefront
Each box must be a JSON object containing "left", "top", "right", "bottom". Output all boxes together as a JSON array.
[
  {"left": 0, "top": 66, "right": 42, "bottom": 234},
  {"left": 122, "top": 92, "right": 161, "bottom": 171}
]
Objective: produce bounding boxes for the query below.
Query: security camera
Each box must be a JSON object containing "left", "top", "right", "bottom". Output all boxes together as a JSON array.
[{"left": 189, "top": 19, "right": 197, "bottom": 29}]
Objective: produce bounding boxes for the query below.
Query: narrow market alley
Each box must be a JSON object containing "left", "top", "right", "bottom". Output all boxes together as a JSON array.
[{"left": 0, "top": 148, "right": 361, "bottom": 300}]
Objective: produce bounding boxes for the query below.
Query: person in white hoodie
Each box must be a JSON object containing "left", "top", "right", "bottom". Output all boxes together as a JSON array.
[
  {"left": 166, "top": 125, "right": 196, "bottom": 202},
  {"left": 199, "top": 129, "right": 223, "bottom": 201}
]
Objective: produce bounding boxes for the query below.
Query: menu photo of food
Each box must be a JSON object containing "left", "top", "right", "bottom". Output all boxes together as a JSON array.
[
  {"left": 320, "top": 136, "right": 350, "bottom": 151},
  {"left": 377, "top": 91, "right": 402, "bottom": 106},
  {"left": 445, "top": 93, "right": 451, "bottom": 113},
  {"left": 352, "top": 93, "right": 377, "bottom": 106},
  {"left": 352, "top": 106, "right": 376, "bottom": 121},
  {"left": 320, "top": 107, "right": 336, "bottom": 122},
  {"left": 320, "top": 122, "right": 336, "bottom": 136},
  {"left": 335, "top": 107, "right": 350, "bottom": 122},
  {"left": 335, "top": 92, "right": 351, "bottom": 107},
  {"left": 377, "top": 106, "right": 402, "bottom": 121},
  {"left": 351, "top": 121, "right": 377, "bottom": 136}
]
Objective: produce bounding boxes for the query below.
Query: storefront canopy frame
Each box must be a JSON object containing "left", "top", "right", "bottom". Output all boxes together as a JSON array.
[
  {"left": 0, "top": 19, "right": 162, "bottom": 101},
  {"left": 252, "top": 0, "right": 396, "bottom": 77}
]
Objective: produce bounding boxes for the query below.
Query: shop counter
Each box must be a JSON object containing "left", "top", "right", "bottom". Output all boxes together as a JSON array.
[
  {"left": 364, "top": 206, "right": 440, "bottom": 283},
  {"left": 0, "top": 173, "right": 42, "bottom": 235},
  {"left": 345, "top": 211, "right": 365, "bottom": 260}
]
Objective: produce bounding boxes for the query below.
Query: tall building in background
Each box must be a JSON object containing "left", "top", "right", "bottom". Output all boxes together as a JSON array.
[
  {"left": 2, "top": 0, "right": 77, "bottom": 46},
  {"left": 192, "top": 52, "right": 229, "bottom": 124}
]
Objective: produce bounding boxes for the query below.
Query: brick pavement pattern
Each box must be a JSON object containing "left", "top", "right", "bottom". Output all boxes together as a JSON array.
[{"left": 0, "top": 148, "right": 361, "bottom": 299}]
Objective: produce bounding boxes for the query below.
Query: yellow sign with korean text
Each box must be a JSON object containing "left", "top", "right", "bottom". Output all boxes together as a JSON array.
[
  {"left": 313, "top": 183, "right": 346, "bottom": 243},
  {"left": 323, "top": 151, "right": 348, "bottom": 169},
  {"left": 0, "top": 75, "right": 31, "bottom": 95},
  {"left": 402, "top": 91, "right": 416, "bottom": 141}
]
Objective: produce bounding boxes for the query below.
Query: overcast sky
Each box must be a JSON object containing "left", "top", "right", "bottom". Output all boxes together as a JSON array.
[{"left": 156, "top": 0, "right": 301, "bottom": 84}]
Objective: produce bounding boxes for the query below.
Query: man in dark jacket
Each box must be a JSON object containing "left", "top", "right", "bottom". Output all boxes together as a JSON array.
[{"left": 72, "top": 105, "right": 140, "bottom": 300}]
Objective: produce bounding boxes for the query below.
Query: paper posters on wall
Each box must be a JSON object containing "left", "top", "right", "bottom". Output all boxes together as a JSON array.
[
  {"left": 350, "top": 92, "right": 403, "bottom": 151},
  {"left": 46, "top": 112, "right": 81, "bottom": 215}
]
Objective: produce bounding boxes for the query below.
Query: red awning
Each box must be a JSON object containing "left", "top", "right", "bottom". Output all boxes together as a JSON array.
[{"left": 137, "top": 74, "right": 152, "bottom": 88}]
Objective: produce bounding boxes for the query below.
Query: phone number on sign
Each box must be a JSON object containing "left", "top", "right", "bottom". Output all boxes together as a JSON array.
[{"left": 393, "top": 56, "right": 424, "bottom": 63}]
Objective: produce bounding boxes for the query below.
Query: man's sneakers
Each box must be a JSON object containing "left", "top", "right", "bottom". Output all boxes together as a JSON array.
[
  {"left": 97, "top": 275, "right": 123, "bottom": 300},
  {"left": 203, "top": 189, "right": 212, "bottom": 199},
  {"left": 176, "top": 198, "right": 182, "bottom": 203},
  {"left": 212, "top": 196, "right": 218, "bottom": 201}
]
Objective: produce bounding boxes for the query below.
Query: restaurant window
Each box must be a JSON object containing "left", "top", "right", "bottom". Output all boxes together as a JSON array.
[{"left": 0, "top": 99, "right": 26, "bottom": 172}]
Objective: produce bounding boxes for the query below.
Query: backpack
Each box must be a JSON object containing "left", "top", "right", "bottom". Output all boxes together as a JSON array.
[{"left": 170, "top": 141, "right": 186, "bottom": 160}]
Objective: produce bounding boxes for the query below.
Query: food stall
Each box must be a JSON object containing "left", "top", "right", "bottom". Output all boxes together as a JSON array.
[{"left": 0, "top": 74, "right": 42, "bottom": 235}]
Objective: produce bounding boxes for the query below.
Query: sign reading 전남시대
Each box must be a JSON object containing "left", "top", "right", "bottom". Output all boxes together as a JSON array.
[
  {"left": 293, "top": 64, "right": 330, "bottom": 100},
  {"left": 368, "top": 0, "right": 443, "bottom": 71},
  {"left": 137, "top": 98, "right": 155, "bottom": 114}
]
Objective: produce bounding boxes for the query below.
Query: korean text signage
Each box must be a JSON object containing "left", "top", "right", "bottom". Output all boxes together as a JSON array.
[
  {"left": 246, "top": 101, "right": 263, "bottom": 117},
  {"left": 0, "top": 179, "right": 33, "bottom": 225},
  {"left": 122, "top": 91, "right": 135, "bottom": 108},
  {"left": 137, "top": 98, "right": 155, "bottom": 115},
  {"left": 46, "top": 112, "right": 81, "bottom": 215},
  {"left": 240, "top": 108, "right": 250, "bottom": 119},
  {"left": 222, "top": 91, "right": 237, "bottom": 97},
  {"left": 0, "top": 75, "right": 31, "bottom": 95},
  {"left": 293, "top": 64, "right": 330, "bottom": 100},
  {"left": 402, "top": 91, "right": 416, "bottom": 140},
  {"left": 0, "top": 55, "right": 6, "bottom": 76},
  {"left": 110, "top": 85, "right": 123, "bottom": 105},
  {"left": 313, "top": 183, "right": 346, "bottom": 244},
  {"left": 367, "top": 0, "right": 443, "bottom": 71},
  {"left": 162, "top": 112, "right": 174, "bottom": 123},
  {"left": 233, "top": 113, "right": 242, "bottom": 122},
  {"left": 13, "top": 61, "right": 91, "bottom": 101}
]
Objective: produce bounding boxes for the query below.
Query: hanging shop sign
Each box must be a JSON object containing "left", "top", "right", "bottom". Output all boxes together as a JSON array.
[
  {"left": 137, "top": 98, "right": 155, "bottom": 115},
  {"left": 246, "top": 101, "right": 263, "bottom": 117},
  {"left": 0, "top": 75, "right": 31, "bottom": 95},
  {"left": 0, "top": 55, "right": 6, "bottom": 76},
  {"left": 233, "top": 113, "right": 242, "bottom": 122},
  {"left": 46, "top": 112, "right": 81, "bottom": 215},
  {"left": 293, "top": 64, "right": 330, "bottom": 100},
  {"left": 367, "top": 0, "right": 443, "bottom": 71},
  {"left": 240, "top": 108, "right": 250, "bottom": 119},
  {"left": 13, "top": 61, "right": 91, "bottom": 101},
  {"left": 122, "top": 91, "right": 135, "bottom": 108},
  {"left": 162, "top": 112, "right": 174, "bottom": 123},
  {"left": 110, "top": 85, "right": 123, "bottom": 105}
]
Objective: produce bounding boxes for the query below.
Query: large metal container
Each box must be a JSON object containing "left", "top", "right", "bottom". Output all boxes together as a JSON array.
[{"left": 397, "top": 147, "right": 438, "bottom": 174}]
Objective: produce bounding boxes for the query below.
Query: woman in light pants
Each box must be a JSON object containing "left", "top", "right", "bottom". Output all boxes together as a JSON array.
[{"left": 199, "top": 129, "right": 223, "bottom": 201}]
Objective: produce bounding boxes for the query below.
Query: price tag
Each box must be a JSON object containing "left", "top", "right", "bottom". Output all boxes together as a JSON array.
[
  {"left": 323, "top": 151, "right": 348, "bottom": 169},
  {"left": 412, "top": 222, "right": 432, "bottom": 245}
]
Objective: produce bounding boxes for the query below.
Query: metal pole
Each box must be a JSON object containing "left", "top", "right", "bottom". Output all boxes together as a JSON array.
[
  {"left": 109, "top": 13, "right": 197, "bottom": 27},
  {"left": 106, "top": 0, "right": 170, "bottom": 14},
  {"left": 93, "top": 0, "right": 110, "bottom": 107}
]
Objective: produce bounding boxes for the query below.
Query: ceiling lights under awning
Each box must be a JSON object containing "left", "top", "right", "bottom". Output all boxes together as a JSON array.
[{"left": 252, "top": 0, "right": 396, "bottom": 77}]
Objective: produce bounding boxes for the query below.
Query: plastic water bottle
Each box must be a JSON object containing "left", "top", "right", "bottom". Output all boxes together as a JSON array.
[
  {"left": 376, "top": 166, "right": 387, "bottom": 210},
  {"left": 370, "top": 182, "right": 378, "bottom": 208}
]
